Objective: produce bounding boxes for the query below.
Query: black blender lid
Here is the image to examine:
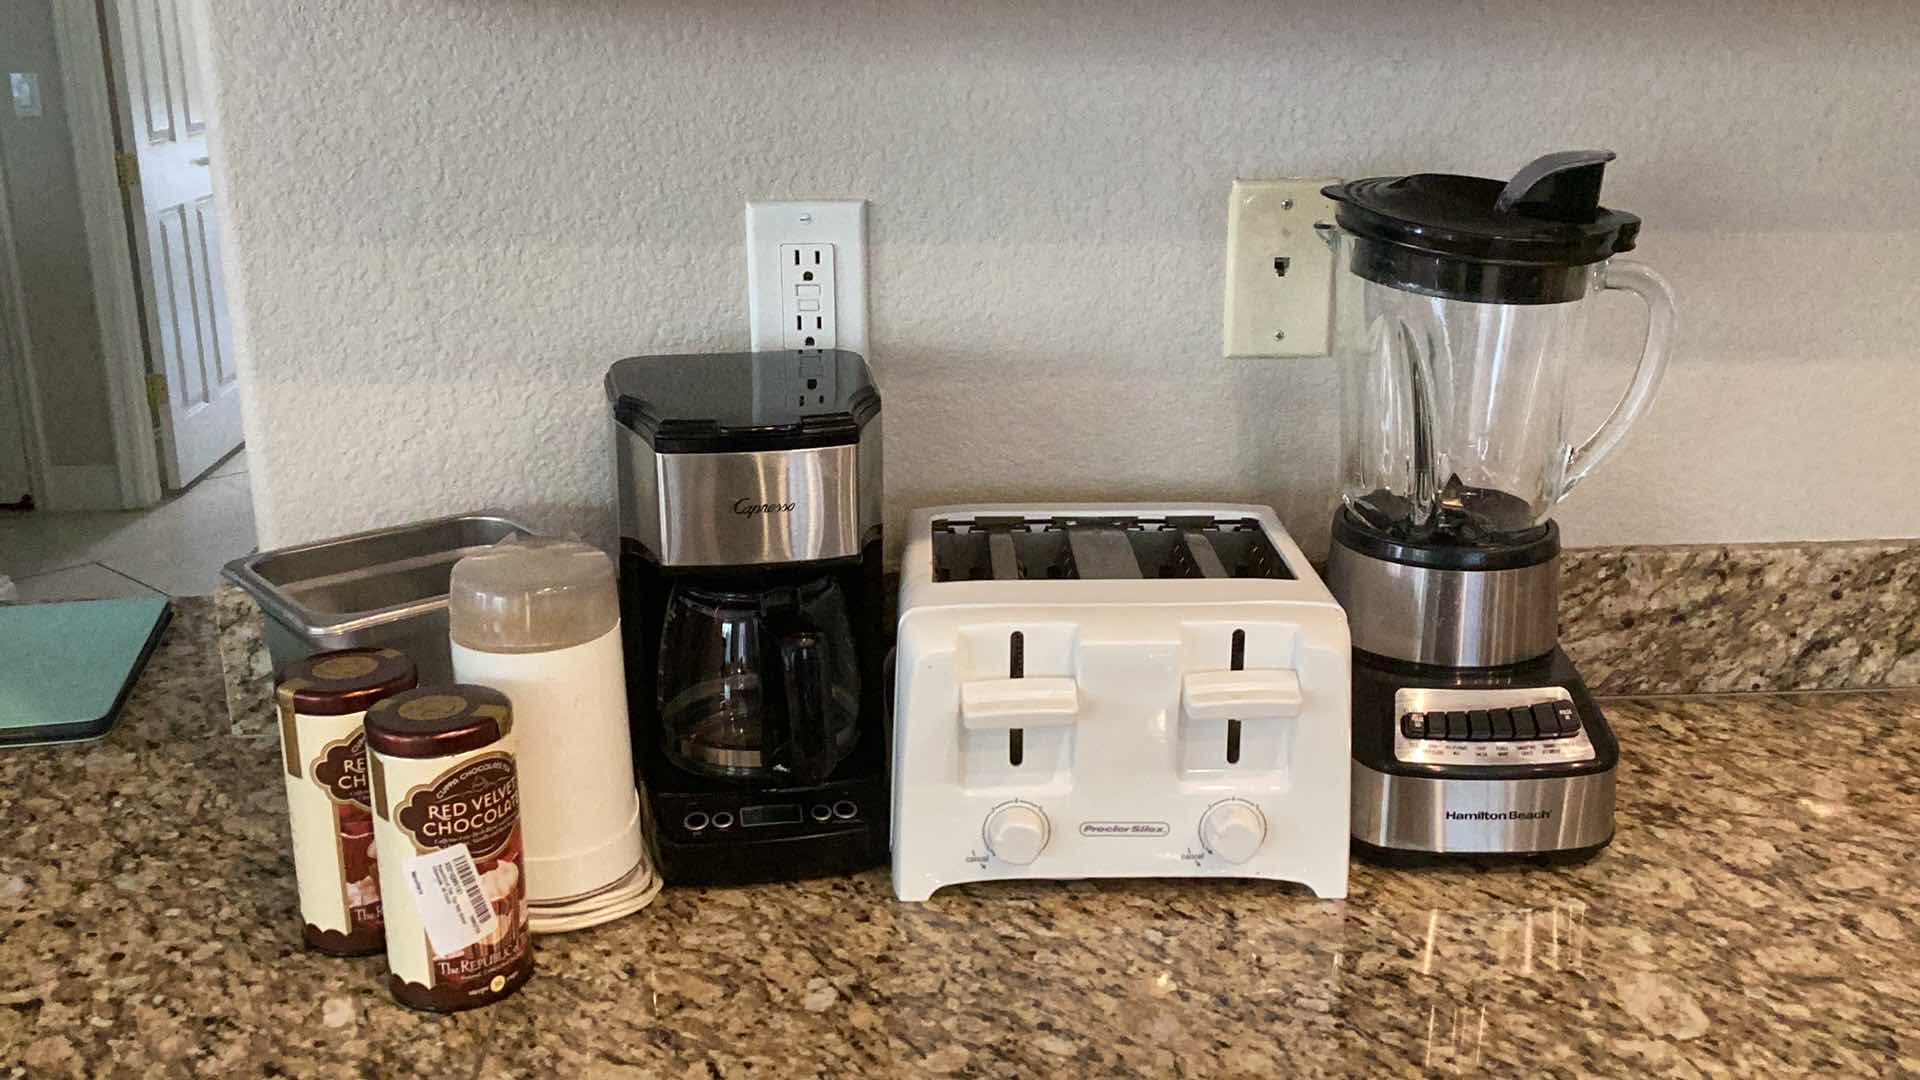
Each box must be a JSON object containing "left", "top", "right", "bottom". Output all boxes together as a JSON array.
[
  {"left": 1322, "top": 150, "right": 1642, "bottom": 304},
  {"left": 605, "top": 350, "right": 880, "bottom": 453}
]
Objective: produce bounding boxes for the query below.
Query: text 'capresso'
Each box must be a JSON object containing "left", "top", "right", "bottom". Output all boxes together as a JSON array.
[{"left": 732, "top": 498, "right": 797, "bottom": 516}]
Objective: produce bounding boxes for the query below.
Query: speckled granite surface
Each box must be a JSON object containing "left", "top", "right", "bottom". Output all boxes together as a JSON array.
[
  {"left": 7, "top": 597, "right": 1918, "bottom": 1077},
  {"left": 1561, "top": 539, "right": 1920, "bottom": 695},
  {"left": 214, "top": 583, "right": 273, "bottom": 738},
  {"left": 217, "top": 539, "right": 1920, "bottom": 733}
]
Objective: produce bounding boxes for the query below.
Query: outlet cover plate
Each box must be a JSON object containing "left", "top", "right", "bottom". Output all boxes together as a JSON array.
[
  {"left": 1222, "top": 178, "right": 1339, "bottom": 359},
  {"left": 747, "top": 200, "right": 868, "bottom": 358}
]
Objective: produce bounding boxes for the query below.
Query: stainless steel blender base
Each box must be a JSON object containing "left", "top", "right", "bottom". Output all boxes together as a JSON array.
[
  {"left": 1325, "top": 535, "right": 1559, "bottom": 669},
  {"left": 1350, "top": 761, "right": 1615, "bottom": 855}
]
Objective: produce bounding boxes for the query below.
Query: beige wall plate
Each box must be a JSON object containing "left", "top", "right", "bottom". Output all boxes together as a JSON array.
[{"left": 1222, "top": 178, "right": 1340, "bottom": 359}]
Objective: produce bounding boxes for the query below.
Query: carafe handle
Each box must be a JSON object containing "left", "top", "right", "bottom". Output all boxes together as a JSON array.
[
  {"left": 1560, "top": 259, "right": 1677, "bottom": 497},
  {"left": 776, "top": 624, "right": 838, "bottom": 784}
]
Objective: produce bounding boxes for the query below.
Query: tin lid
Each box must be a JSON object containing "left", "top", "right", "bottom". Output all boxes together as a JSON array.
[
  {"left": 364, "top": 684, "right": 513, "bottom": 759},
  {"left": 276, "top": 648, "right": 419, "bottom": 716}
]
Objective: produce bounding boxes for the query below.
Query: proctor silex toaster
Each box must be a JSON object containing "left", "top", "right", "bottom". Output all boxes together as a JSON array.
[{"left": 890, "top": 504, "right": 1351, "bottom": 902}]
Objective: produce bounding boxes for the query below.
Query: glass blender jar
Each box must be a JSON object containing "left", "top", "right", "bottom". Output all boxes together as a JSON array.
[
  {"left": 1322, "top": 151, "right": 1676, "bottom": 864},
  {"left": 1325, "top": 149, "right": 1676, "bottom": 550}
]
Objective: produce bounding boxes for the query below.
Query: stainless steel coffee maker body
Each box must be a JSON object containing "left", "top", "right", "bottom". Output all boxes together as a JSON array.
[{"left": 608, "top": 350, "right": 888, "bottom": 885}]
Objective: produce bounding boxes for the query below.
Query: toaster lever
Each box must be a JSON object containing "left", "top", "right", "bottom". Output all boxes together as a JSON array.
[
  {"left": 1182, "top": 670, "right": 1302, "bottom": 720},
  {"left": 960, "top": 677, "right": 1079, "bottom": 730}
]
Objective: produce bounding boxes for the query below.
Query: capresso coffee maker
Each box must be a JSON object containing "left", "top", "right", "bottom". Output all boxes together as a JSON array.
[
  {"left": 1319, "top": 151, "right": 1677, "bottom": 861},
  {"left": 606, "top": 350, "right": 888, "bottom": 884}
]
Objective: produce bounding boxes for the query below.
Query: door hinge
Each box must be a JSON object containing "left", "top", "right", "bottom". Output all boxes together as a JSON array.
[
  {"left": 145, "top": 372, "right": 166, "bottom": 414},
  {"left": 115, "top": 152, "right": 139, "bottom": 189}
]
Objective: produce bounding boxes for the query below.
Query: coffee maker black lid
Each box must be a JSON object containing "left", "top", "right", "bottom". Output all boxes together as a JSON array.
[
  {"left": 606, "top": 350, "right": 880, "bottom": 454},
  {"left": 1322, "top": 150, "right": 1642, "bottom": 304}
]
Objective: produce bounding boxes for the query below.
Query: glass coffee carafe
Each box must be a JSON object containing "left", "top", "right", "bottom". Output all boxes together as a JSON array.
[
  {"left": 657, "top": 577, "right": 860, "bottom": 784},
  {"left": 1322, "top": 151, "right": 1677, "bottom": 547}
]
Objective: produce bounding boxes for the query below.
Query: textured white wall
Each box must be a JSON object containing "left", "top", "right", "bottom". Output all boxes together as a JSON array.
[{"left": 202, "top": 0, "right": 1920, "bottom": 557}]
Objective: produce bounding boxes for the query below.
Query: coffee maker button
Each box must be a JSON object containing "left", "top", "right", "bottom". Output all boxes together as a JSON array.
[
  {"left": 1489, "top": 709, "right": 1515, "bottom": 741},
  {"left": 832, "top": 800, "right": 858, "bottom": 820},
  {"left": 1401, "top": 712, "right": 1429, "bottom": 739},
  {"left": 1531, "top": 703, "right": 1561, "bottom": 737},
  {"left": 1467, "top": 710, "right": 1494, "bottom": 741},
  {"left": 984, "top": 804, "right": 1049, "bottom": 866},
  {"left": 711, "top": 811, "right": 735, "bottom": 829},
  {"left": 1511, "top": 707, "right": 1538, "bottom": 740},
  {"left": 683, "top": 812, "right": 710, "bottom": 832}
]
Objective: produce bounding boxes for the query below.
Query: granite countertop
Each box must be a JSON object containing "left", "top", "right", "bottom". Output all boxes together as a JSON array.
[{"left": 3, "top": 599, "right": 1917, "bottom": 1078}]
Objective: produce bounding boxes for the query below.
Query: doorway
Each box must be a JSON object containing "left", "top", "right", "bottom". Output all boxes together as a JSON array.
[{"left": 0, "top": 0, "right": 253, "bottom": 600}]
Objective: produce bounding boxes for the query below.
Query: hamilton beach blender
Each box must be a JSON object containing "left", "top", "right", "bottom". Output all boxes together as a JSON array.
[{"left": 1319, "top": 151, "right": 1677, "bottom": 861}]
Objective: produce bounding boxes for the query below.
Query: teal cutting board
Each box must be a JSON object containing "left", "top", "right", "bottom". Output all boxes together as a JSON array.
[{"left": 0, "top": 597, "right": 173, "bottom": 746}]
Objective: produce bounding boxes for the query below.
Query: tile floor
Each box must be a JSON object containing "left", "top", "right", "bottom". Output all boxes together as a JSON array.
[{"left": 0, "top": 448, "right": 255, "bottom": 601}]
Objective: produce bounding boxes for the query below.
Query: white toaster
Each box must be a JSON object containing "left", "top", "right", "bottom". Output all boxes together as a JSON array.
[{"left": 890, "top": 504, "right": 1351, "bottom": 901}]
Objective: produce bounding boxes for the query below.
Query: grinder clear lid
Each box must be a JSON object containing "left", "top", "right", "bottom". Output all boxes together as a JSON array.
[{"left": 449, "top": 537, "right": 620, "bottom": 653}]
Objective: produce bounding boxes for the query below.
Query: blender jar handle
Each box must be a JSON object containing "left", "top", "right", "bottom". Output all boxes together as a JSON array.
[{"left": 1561, "top": 259, "right": 1678, "bottom": 496}]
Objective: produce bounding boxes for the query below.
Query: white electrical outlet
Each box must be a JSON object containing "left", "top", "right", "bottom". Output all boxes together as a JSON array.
[
  {"left": 747, "top": 200, "right": 868, "bottom": 358},
  {"left": 1222, "top": 178, "right": 1340, "bottom": 359},
  {"left": 779, "top": 244, "right": 837, "bottom": 348}
]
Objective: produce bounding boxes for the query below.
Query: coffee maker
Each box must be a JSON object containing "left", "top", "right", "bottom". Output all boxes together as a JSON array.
[
  {"left": 1318, "top": 151, "right": 1678, "bottom": 862},
  {"left": 606, "top": 350, "right": 888, "bottom": 884}
]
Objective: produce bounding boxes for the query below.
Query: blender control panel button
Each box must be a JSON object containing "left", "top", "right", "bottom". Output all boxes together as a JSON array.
[{"left": 1391, "top": 688, "right": 1597, "bottom": 765}]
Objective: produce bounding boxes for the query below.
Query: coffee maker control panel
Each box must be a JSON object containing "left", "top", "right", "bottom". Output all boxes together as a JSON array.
[{"left": 1391, "top": 687, "right": 1596, "bottom": 767}]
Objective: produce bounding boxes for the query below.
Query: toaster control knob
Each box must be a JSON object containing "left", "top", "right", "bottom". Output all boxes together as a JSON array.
[
  {"left": 1200, "top": 800, "right": 1266, "bottom": 865},
  {"left": 983, "top": 803, "right": 1050, "bottom": 866}
]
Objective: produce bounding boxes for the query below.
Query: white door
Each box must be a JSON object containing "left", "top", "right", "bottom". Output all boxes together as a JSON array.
[
  {"left": 103, "top": 0, "right": 240, "bottom": 489},
  {"left": 0, "top": 211, "right": 31, "bottom": 506},
  {"left": 0, "top": 349, "right": 29, "bottom": 506}
]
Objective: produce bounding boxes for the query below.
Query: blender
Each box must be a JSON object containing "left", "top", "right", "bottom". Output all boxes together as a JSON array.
[{"left": 1319, "top": 150, "right": 1677, "bottom": 862}]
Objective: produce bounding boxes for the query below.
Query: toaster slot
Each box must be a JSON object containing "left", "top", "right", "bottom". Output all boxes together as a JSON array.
[
  {"left": 1063, "top": 527, "right": 1142, "bottom": 580},
  {"left": 1182, "top": 529, "right": 1231, "bottom": 579},
  {"left": 931, "top": 513, "right": 1293, "bottom": 581},
  {"left": 1214, "top": 521, "right": 1293, "bottom": 580},
  {"left": 989, "top": 533, "right": 1022, "bottom": 582},
  {"left": 1013, "top": 530, "right": 1076, "bottom": 579},
  {"left": 1126, "top": 529, "right": 1192, "bottom": 578},
  {"left": 932, "top": 516, "right": 1032, "bottom": 581},
  {"left": 931, "top": 527, "right": 990, "bottom": 581}
]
